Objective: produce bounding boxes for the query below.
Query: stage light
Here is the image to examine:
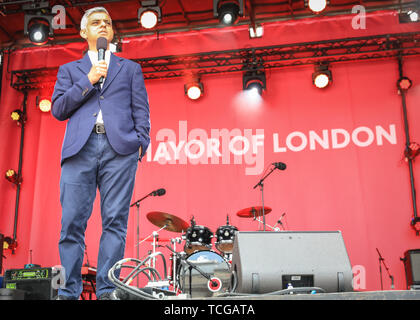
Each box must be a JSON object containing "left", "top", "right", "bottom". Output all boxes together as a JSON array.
[
  {"left": 27, "top": 18, "right": 50, "bottom": 45},
  {"left": 399, "top": 9, "right": 419, "bottom": 23},
  {"left": 184, "top": 80, "right": 204, "bottom": 100},
  {"left": 312, "top": 64, "right": 332, "bottom": 88},
  {"left": 10, "top": 109, "right": 26, "bottom": 124},
  {"left": 5, "top": 169, "right": 21, "bottom": 185},
  {"left": 243, "top": 71, "right": 266, "bottom": 96},
  {"left": 214, "top": 0, "right": 244, "bottom": 26},
  {"left": 397, "top": 77, "right": 412, "bottom": 90},
  {"left": 409, "top": 10, "right": 419, "bottom": 21},
  {"left": 307, "top": 0, "right": 328, "bottom": 13},
  {"left": 37, "top": 97, "right": 51, "bottom": 112},
  {"left": 249, "top": 24, "right": 263, "bottom": 38},
  {"left": 23, "top": 2, "right": 54, "bottom": 45},
  {"left": 138, "top": 0, "right": 161, "bottom": 29},
  {"left": 412, "top": 217, "right": 420, "bottom": 233}
]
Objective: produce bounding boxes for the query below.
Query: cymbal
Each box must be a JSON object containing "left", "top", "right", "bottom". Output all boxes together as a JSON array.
[
  {"left": 146, "top": 211, "right": 189, "bottom": 233},
  {"left": 236, "top": 206, "right": 272, "bottom": 218}
]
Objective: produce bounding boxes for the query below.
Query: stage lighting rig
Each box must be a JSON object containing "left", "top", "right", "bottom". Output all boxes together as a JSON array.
[
  {"left": 312, "top": 64, "right": 332, "bottom": 89},
  {"left": 213, "top": 0, "right": 244, "bottom": 25},
  {"left": 243, "top": 70, "right": 266, "bottom": 96},
  {"left": 138, "top": 0, "right": 161, "bottom": 29},
  {"left": 23, "top": 1, "right": 54, "bottom": 45},
  {"left": 306, "top": 0, "right": 328, "bottom": 14},
  {"left": 184, "top": 79, "right": 204, "bottom": 100}
]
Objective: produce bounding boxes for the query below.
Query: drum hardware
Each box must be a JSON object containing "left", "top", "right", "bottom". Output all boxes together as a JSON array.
[
  {"left": 252, "top": 162, "right": 286, "bottom": 231},
  {"left": 168, "top": 237, "right": 182, "bottom": 292},
  {"left": 137, "top": 212, "right": 188, "bottom": 283},
  {"left": 251, "top": 212, "right": 286, "bottom": 231}
]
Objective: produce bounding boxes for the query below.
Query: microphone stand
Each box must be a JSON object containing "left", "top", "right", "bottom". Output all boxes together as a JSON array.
[
  {"left": 376, "top": 248, "right": 394, "bottom": 290},
  {"left": 253, "top": 166, "right": 277, "bottom": 231},
  {"left": 130, "top": 191, "right": 155, "bottom": 287}
]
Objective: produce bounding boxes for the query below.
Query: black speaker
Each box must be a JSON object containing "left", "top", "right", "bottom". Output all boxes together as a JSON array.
[
  {"left": 231, "top": 231, "right": 353, "bottom": 294},
  {"left": 402, "top": 249, "right": 420, "bottom": 289}
]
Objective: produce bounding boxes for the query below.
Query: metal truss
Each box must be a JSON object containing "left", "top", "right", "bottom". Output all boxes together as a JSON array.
[{"left": 10, "top": 31, "right": 420, "bottom": 91}]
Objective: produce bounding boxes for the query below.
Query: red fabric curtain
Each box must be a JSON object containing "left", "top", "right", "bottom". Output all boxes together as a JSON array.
[{"left": 1, "top": 11, "right": 419, "bottom": 291}]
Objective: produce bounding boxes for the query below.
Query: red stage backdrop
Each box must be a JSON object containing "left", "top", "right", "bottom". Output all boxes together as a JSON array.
[{"left": 0, "top": 11, "right": 419, "bottom": 291}]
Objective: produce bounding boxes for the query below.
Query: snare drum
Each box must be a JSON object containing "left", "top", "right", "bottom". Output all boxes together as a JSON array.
[
  {"left": 215, "top": 225, "right": 238, "bottom": 254},
  {"left": 183, "top": 225, "right": 213, "bottom": 255},
  {"left": 177, "top": 250, "right": 231, "bottom": 297}
]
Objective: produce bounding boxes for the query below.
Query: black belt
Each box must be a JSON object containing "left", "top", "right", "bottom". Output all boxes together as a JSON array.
[{"left": 92, "top": 123, "right": 106, "bottom": 134}]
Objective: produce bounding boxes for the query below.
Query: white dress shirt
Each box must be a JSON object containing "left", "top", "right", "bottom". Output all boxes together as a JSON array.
[{"left": 88, "top": 50, "right": 111, "bottom": 125}]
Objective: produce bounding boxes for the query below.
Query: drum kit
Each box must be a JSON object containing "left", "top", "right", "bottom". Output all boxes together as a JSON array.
[{"left": 136, "top": 206, "right": 284, "bottom": 298}]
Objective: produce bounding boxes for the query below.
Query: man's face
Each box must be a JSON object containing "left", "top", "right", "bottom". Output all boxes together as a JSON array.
[{"left": 80, "top": 12, "right": 114, "bottom": 50}]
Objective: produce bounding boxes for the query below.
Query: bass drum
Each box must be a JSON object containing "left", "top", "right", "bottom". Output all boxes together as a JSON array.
[{"left": 177, "top": 250, "right": 231, "bottom": 298}]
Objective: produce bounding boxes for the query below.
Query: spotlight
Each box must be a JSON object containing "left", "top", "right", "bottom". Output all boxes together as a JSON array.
[
  {"left": 412, "top": 217, "right": 420, "bottom": 233},
  {"left": 184, "top": 80, "right": 204, "bottom": 100},
  {"left": 306, "top": 0, "right": 328, "bottom": 14},
  {"left": 249, "top": 24, "right": 263, "bottom": 38},
  {"left": 243, "top": 71, "right": 266, "bottom": 96},
  {"left": 312, "top": 64, "right": 332, "bottom": 88},
  {"left": 397, "top": 77, "right": 412, "bottom": 90},
  {"left": 138, "top": 0, "right": 161, "bottom": 29},
  {"left": 10, "top": 109, "right": 26, "bottom": 124},
  {"left": 214, "top": 0, "right": 244, "bottom": 25},
  {"left": 5, "top": 169, "right": 21, "bottom": 185},
  {"left": 399, "top": 9, "right": 419, "bottom": 23},
  {"left": 23, "top": 2, "right": 54, "bottom": 45},
  {"left": 37, "top": 96, "right": 51, "bottom": 112}
]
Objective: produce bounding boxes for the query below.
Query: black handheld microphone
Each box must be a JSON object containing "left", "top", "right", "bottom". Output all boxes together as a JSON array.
[
  {"left": 96, "top": 37, "right": 108, "bottom": 85},
  {"left": 273, "top": 162, "right": 287, "bottom": 170},
  {"left": 150, "top": 188, "right": 166, "bottom": 196}
]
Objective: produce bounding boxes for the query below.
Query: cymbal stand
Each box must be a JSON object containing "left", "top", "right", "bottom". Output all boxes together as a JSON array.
[
  {"left": 135, "top": 224, "right": 167, "bottom": 286},
  {"left": 130, "top": 191, "right": 158, "bottom": 287},
  {"left": 170, "top": 237, "right": 182, "bottom": 292},
  {"left": 252, "top": 217, "right": 280, "bottom": 231},
  {"left": 253, "top": 166, "right": 277, "bottom": 231},
  {"left": 376, "top": 248, "right": 394, "bottom": 290}
]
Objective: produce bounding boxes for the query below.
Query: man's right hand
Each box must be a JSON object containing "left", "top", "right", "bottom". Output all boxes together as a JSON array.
[{"left": 87, "top": 60, "right": 108, "bottom": 85}]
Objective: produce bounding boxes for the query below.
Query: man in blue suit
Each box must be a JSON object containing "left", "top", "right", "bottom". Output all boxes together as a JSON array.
[{"left": 52, "top": 6, "right": 150, "bottom": 300}]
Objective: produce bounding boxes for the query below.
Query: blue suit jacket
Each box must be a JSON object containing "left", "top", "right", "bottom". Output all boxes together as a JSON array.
[{"left": 52, "top": 53, "right": 150, "bottom": 164}]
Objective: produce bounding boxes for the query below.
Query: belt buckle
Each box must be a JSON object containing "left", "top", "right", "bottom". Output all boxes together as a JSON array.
[{"left": 95, "top": 124, "right": 105, "bottom": 134}]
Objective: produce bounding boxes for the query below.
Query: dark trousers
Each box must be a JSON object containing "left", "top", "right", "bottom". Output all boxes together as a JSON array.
[{"left": 58, "top": 131, "right": 139, "bottom": 298}]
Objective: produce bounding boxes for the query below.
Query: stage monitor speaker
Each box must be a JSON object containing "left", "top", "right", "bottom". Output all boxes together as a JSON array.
[
  {"left": 231, "top": 231, "right": 353, "bottom": 294},
  {"left": 402, "top": 249, "right": 420, "bottom": 289}
]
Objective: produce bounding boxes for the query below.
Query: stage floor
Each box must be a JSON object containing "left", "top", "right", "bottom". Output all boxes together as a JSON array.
[{"left": 196, "top": 290, "right": 420, "bottom": 300}]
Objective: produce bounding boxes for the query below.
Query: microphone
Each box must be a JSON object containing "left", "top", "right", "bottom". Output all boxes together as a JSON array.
[
  {"left": 150, "top": 188, "right": 166, "bottom": 196},
  {"left": 96, "top": 37, "right": 108, "bottom": 85},
  {"left": 273, "top": 162, "right": 287, "bottom": 170}
]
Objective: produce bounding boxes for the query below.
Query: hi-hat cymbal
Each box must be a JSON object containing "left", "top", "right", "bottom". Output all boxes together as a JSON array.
[
  {"left": 146, "top": 211, "right": 189, "bottom": 233},
  {"left": 236, "top": 206, "right": 272, "bottom": 218}
]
